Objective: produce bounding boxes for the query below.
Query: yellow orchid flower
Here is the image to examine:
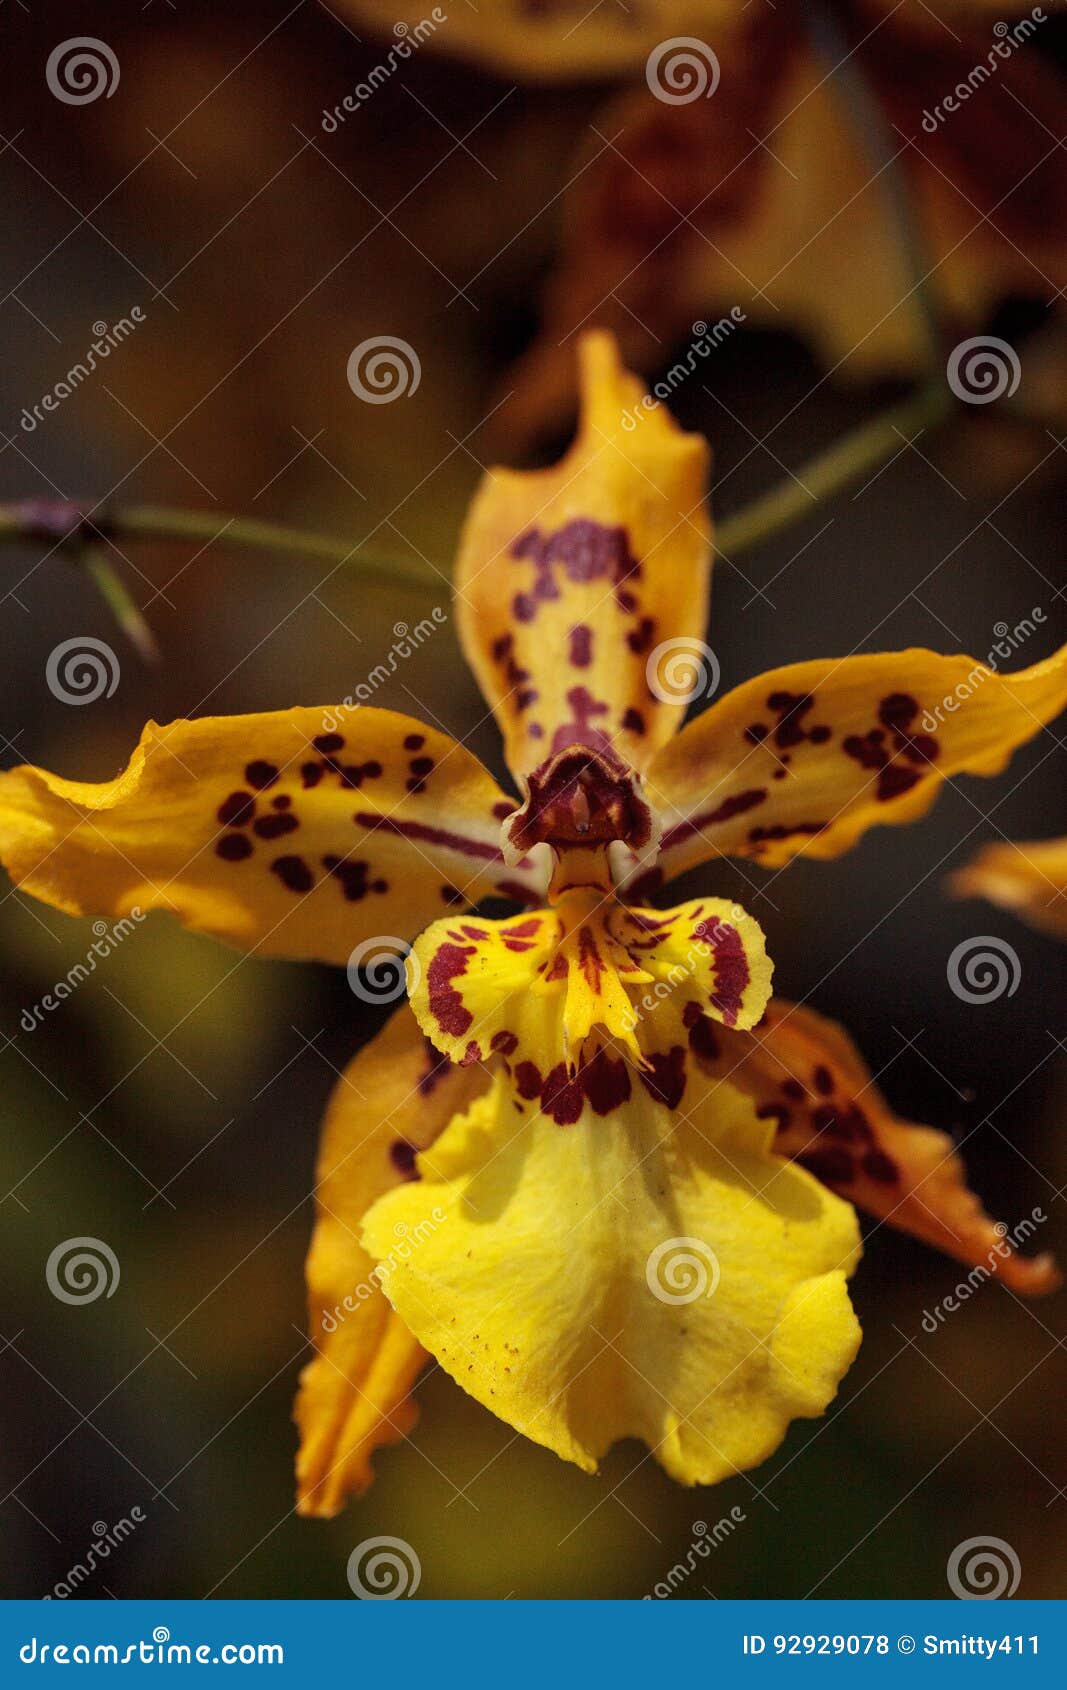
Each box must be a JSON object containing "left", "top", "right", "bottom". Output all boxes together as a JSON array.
[
  {"left": 951, "top": 836, "right": 1067, "bottom": 938},
  {"left": 0, "top": 335, "right": 1062, "bottom": 1523}
]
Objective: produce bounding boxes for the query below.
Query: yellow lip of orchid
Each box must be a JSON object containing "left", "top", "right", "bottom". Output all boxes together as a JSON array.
[{"left": 0, "top": 332, "right": 1064, "bottom": 1520}]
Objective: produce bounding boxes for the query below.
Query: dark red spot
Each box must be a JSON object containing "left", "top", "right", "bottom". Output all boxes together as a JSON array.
[
  {"left": 492, "top": 800, "right": 516, "bottom": 820},
  {"left": 813, "top": 1064, "right": 834, "bottom": 1095},
  {"left": 253, "top": 811, "right": 298, "bottom": 840},
  {"left": 782, "top": 1078, "right": 806, "bottom": 1101},
  {"left": 440, "top": 884, "right": 465, "bottom": 905},
  {"left": 582, "top": 1047, "right": 631, "bottom": 1115},
  {"left": 427, "top": 942, "right": 475, "bottom": 1036},
  {"left": 461, "top": 1041, "right": 482, "bottom": 1066},
  {"left": 640, "top": 1046, "right": 687, "bottom": 1109},
  {"left": 272, "top": 794, "right": 292, "bottom": 811},
  {"left": 510, "top": 518, "right": 640, "bottom": 623},
  {"left": 541, "top": 1063, "right": 585, "bottom": 1126},
  {"left": 626, "top": 616, "right": 655, "bottom": 655},
  {"left": 621, "top": 707, "right": 645, "bottom": 735},
  {"left": 301, "top": 762, "right": 324, "bottom": 789},
  {"left": 271, "top": 855, "right": 313, "bottom": 893},
  {"left": 878, "top": 693, "right": 919, "bottom": 733},
  {"left": 409, "top": 757, "right": 434, "bottom": 776},
  {"left": 491, "top": 1030, "right": 518, "bottom": 1056},
  {"left": 245, "top": 760, "right": 279, "bottom": 791},
  {"left": 568, "top": 625, "right": 593, "bottom": 667},
  {"left": 757, "top": 1102, "right": 790, "bottom": 1128},
  {"left": 877, "top": 764, "right": 921, "bottom": 802},
  {"left": 403, "top": 734, "right": 425, "bottom": 751},
  {"left": 216, "top": 832, "right": 253, "bottom": 862},
  {"left": 390, "top": 1139, "right": 419, "bottom": 1178},
  {"left": 217, "top": 790, "right": 255, "bottom": 827},
  {"left": 313, "top": 733, "right": 345, "bottom": 754},
  {"left": 515, "top": 1060, "right": 542, "bottom": 1100},
  {"left": 862, "top": 1149, "right": 898, "bottom": 1184},
  {"left": 766, "top": 691, "right": 814, "bottom": 749},
  {"left": 745, "top": 722, "right": 768, "bottom": 743},
  {"left": 693, "top": 920, "right": 750, "bottom": 1028},
  {"left": 799, "top": 1147, "right": 854, "bottom": 1185},
  {"left": 842, "top": 730, "right": 887, "bottom": 771},
  {"left": 321, "top": 856, "right": 379, "bottom": 901}
]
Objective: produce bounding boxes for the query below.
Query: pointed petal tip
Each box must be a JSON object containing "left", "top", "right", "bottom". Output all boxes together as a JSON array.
[{"left": 996, "top": 1249, "right": 1061, "bottom": 1298}]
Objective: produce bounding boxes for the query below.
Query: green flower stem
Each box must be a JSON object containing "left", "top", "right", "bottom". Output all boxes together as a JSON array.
[
  {"left": 715, "top": 379, "right": 954, "bottom": 559},
  {"left": 83, "top": 547, "right": 160, "bottom": 664},
  {"left": 0, "top": 499, "right": 444, "bottom": 658},
  {"left": 1, "top": 384, "right": 953, "bottom": 639},
  {"left": 114, "top": 505, "right": 440, "bottom": 592}
]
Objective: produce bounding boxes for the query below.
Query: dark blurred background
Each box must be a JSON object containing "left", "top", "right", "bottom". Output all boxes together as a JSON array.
[{"left": 1, "top": 1, "right": 1065, "bottom": 1600}]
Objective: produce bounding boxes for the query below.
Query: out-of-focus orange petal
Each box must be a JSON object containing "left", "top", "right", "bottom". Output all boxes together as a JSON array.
[
  {"left": 951, "top": 836, "right": 1067, "bottom": 939},
  {"left": 625, "top": 644, "right": 1067, "bottom": 887},
  {"left": 690, "top": 998, "right": 1060, "bottom": 1295},
  {"left": 495, "top": 18, "right": 1067, "bottom": 448},
  {"left": 295, "top": 1004, "right": 489, "bottom": 1516},
  {"left": 332, "top": 0, "right": 739, "bottom": 80},
  {"left": 455, "top": 332, "right": 711, "bottom": 782}
]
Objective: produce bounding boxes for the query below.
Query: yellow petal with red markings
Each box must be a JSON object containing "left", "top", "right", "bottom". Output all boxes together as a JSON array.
[
  {"left": 631, "top": 645, "right": 1067, "bottom": 887},
  {"left": 686, "top": 998, "right": 1059, "bottom": 1296},
  {"left": 455, "top": 331, "right": 711, "bottom": 781},
  {"left": 362, "top": 1068, "right": 860, "bottom": 1485},
  {"left": 296, "top": 1004, "right": 490, "bottom": 1516},
  {"left": 950, "top": 837, "right": 1067, "bottom": 940},
  {"left": 407, "top": 889, "right": 772, "bottom": 1095},
  {"left": 0, "top": 708, "right": 545, "bottom": 964}
]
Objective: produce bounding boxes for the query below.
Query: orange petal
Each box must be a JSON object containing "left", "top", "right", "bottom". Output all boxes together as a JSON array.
[
  {"left": 689, "top": 998, "right": 1060, "bottom": 1296},
  {"left": 0, "top": 707, "right": 545, "bottom": 964},
  {"left": 455, "top": 331, "right": 711, "bottom": 782},
  {"left": 330, "top": 0, "right": 722, "bottom": 79},
  {"left": 295, "top": 1004, "right": 489, "bottom": 1516},
  {"left": 493, "top": 17, "right": 1067, "bottom": 448},
  {"left": 629, "top": 644, "right": 1067, "bottom": 886},
  {"left": 950, "top": 836, "right": 1067, "bottom": 939}
]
